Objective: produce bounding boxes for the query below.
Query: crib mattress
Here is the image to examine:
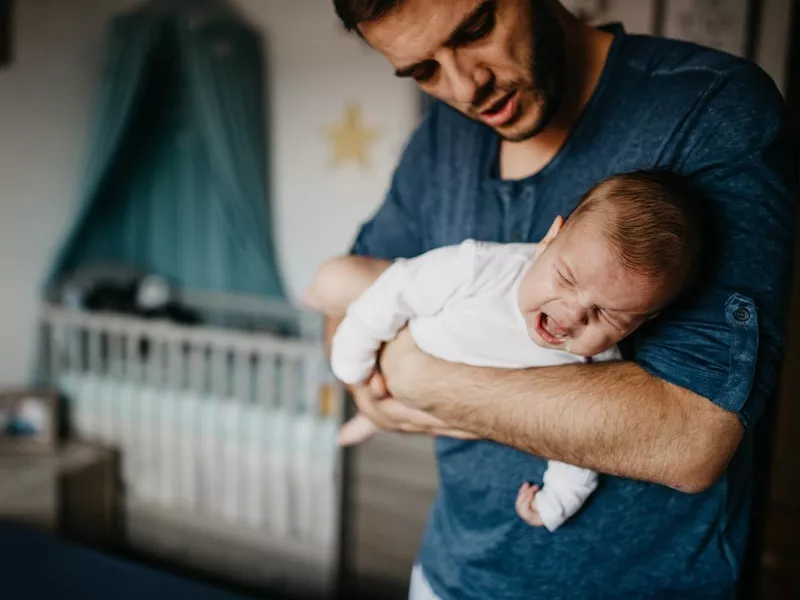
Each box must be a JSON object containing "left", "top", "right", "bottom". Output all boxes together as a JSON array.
[{"left": 58, "top": 371, "right": 340, "bottom": 547}]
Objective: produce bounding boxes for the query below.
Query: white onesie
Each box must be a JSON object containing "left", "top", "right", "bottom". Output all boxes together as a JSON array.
[{"left": 331, "top": 239, "right": 621, "bottom": 532}]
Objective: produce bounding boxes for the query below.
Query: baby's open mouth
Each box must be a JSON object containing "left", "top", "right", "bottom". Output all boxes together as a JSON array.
[{"left": 536, "top": 312, "right": 569, "bottom": 345}]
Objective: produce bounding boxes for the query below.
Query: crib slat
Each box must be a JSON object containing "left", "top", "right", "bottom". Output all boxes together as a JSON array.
[
  {"left": 39, "top": 320, "right": 52, "bottom": 384},
  {"left": 258, "top": 351, "right": 285, "bottom": 532},
  {"left": 280, "top": 355, "right": 298, "bottom": 535},
  {"left": 47, "top": 321, "right": 61, "bottom": 383},
  {"left": 127, "top": 327, "right": 141, "bottom": 383},
  {"left": 206, "top": 346, "right": 224, "bottom": 518},
  {"left": 232, "top": 350, "right": 251, "bottom": 525},
  {"left": 142, "top": 331, "right": 159, "bottom": 388},
  {"left": 167, "top": 336, "right": 188, "bottom": 508},
  {"left": 302, "top": 358, "right": 320, "bottom": 539},
  {"left": 211, "top": 346, "right": 228, "bottom": 398},
  {"left": 109, "top": 330, "right": 123, "bottom": 380},
  {"left": 169, "top": 336, "right": 184, "bottom": 390},
  {"left": 253, "top": 352, "right": 273, "bottom": 528},
  {"left": 87, "top": 326, "right": 102, "bottom": 376},
  {"left": 258, "top": 352, "right": 276, "bottom": 411},
  {"left": 68, "top": 324, "right": 82, "bottom": 374},
  {"left": 189, "top": 343, "right": 206, "bottom": 512},
  {"left": 88, "top": 324, "right": 105, "bottom": 444},
  {"left": 155, "top": 338, "right": 173, "bottom": 507},
  {"left": 189, "top": 343, "right": 206, "bottom": 396}
]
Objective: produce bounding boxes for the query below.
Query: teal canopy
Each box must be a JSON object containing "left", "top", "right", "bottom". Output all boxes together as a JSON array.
[{"left": 45, "top": 0, "right": 285, "bottom": 299}]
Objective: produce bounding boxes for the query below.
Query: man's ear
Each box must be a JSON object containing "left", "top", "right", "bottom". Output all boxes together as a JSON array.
[{"left": 540, "top": 215, "right": 564, "bottom": 248}]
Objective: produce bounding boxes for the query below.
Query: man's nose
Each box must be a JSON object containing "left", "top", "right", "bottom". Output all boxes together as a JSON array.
[{"left": 439, "top": 52, "right": 484, "bottom": 106}]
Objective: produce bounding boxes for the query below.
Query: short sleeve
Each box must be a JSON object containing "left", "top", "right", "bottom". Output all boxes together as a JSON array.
[
  {"left": 633, "top": 63, "right": 796, "bottom": 430},
  {"left": 349, "top": 106, "right": 439, "bottom": 261}
]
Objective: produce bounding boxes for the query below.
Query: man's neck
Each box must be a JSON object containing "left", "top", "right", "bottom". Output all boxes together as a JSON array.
[{"left": 498, "top": 20, "right": 614, "bottom": 181}]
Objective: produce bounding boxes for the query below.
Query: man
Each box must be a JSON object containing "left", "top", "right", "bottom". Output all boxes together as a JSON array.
[{"left": 327, "top": 1, "right": 796, "bottom": 598}]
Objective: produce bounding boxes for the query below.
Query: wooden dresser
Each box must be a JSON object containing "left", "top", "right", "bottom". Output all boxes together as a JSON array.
[{"left": 346, "top": 432, "right": 439, "bottom": 597}]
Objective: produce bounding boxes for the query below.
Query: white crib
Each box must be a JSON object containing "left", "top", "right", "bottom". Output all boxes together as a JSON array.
[{"left": 37, "top": 292, "right": 345, "bottom": 597}]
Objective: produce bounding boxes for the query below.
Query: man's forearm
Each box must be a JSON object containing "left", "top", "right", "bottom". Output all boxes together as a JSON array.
[{"left": 387, "top": 350, "right": 743, "bottom": 493}]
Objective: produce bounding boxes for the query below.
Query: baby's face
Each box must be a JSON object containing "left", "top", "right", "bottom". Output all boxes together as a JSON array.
[{"left": 518, "top": 218, "right": 677, "bottom": 357}]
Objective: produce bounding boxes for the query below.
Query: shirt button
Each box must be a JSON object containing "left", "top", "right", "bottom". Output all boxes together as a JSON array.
[{"left": 734, "top": 308, "right": 750, "bottom": 323}]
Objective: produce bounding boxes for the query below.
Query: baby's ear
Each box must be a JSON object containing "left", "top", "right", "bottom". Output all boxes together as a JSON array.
[{"left": 541, "top": 215, "right": 564, "bottom": 248}]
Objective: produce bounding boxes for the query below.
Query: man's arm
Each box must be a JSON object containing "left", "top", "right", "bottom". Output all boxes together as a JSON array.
[
  {"left": 380, "top": 337, "right": 740, "bottom": 493},
  {"left": 306, "top": 256, "right": 393, "bottom": 318},
  {"left": 367, "top": 63, "right": 795, "bottom": 493}
]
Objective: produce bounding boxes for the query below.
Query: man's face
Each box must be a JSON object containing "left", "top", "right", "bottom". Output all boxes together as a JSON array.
[
  {"left": 518, "top": 219, "right": 674, "bottom": 357},
  {"left": 359, "top": 0, "right": 566, "bottom": 142}
]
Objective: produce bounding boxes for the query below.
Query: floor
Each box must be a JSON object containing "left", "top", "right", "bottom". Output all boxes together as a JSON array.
[{"left": 6, "top": 432, "right": 796, "bottom": 599}]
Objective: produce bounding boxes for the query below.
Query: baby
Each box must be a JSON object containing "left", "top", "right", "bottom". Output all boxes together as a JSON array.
[{"left": 305, "top": 170, "right": 701, "bottom": 532}]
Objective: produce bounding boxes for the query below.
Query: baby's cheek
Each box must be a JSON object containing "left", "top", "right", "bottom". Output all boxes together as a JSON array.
[{"left": 584, "top": 328, "right": 619, "bottom": 355}]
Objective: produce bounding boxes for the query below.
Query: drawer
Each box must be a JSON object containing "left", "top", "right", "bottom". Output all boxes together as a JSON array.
[{"left": 353, "top": 433, "right": 438, "bottom": 492}]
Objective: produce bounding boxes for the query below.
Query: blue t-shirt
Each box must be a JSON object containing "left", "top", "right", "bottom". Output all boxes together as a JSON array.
[{"left": 350, "top": 24, "right": 796, "bottom": 600}]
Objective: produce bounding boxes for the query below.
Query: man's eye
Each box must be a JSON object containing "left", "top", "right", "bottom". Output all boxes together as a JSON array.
[
  {"left": 458, "top": 3, "right": 496, "bottom": 43},
  {"left": 412, "top": 62, "right": 438, "bottom": 83}
]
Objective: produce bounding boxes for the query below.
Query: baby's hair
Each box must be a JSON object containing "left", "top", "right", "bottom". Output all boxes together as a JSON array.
[{"left": 566, "top": 170, "right": 702, "bottom": 294}]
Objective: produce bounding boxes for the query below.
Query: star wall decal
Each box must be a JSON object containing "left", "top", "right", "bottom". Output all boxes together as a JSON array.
[{"left": 323, "top": 103, "right": 380, "bottom": 169}]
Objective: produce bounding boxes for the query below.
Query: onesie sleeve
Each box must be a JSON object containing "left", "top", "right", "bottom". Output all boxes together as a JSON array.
[{"left": 331, "top": 241, "right": 479, "bottom": 384}]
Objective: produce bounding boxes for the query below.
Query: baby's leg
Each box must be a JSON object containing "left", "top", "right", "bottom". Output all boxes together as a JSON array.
[
  {"left": 515, "top": 461, "right": 598, "bottom": 531},
  {"left": 337, "top": 412, "right": 379, "bottom": 446},
  {"left": 303, "top": 255, "right": 393, "bottom": 317},
  {"left": 305, "top": 255, "right": 393, "bottom": 442}
]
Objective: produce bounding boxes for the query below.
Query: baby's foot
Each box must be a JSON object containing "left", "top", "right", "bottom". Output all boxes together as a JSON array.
[
  {"left": 337, "top": 412, "right": 379, "bottom": 446},
  {"left": 515, "top": 482, "right": 544, "bottom": 527}
]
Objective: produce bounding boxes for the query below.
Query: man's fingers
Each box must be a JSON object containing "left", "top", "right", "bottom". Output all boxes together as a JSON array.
[
  {"left": 350, "top": 378, "right": 477, "bottom": 439},
  {"left": 378, "top": 399, "right": 444, "bottom": 428},
  {"left": 351, "top": 386, "right": 396, "bottom": 430},
  {"left": 369, "top": 371, "right": 389, "bottom": 398},
  {"left": 430, "top": 428, "right": 480, "bottom": 440},
  {"left": 350, "top": 387, "right": 429, "bottom": 432}
]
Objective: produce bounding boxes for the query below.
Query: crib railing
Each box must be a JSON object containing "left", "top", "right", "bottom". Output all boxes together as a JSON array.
[{"left": 38, "top": 302, "right": 345, "bottom": 592}]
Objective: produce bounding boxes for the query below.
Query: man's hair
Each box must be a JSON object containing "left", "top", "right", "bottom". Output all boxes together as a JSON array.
[
  {"left": 566, "top": 170, "right": 703, "bottom": 294},
  {"left": 333, "top": 0, "right": 402, "bottom": 31}
]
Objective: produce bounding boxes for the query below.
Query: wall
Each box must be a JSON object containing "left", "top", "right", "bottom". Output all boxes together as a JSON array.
[
  {"left": 0, "top": 0, "right": 418, "bottom": 386},
  {"left": 0, "top": 0, "right": 141, "bottom": 386},
  {"left": 756, "top": 0, "right": 793, "bottom": 95},
  {"left": 232, "top": 0, "right": 419, "bottom": 300}
]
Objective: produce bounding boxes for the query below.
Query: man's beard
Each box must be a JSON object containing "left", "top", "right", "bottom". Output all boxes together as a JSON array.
[{"left": 498, "top": 0, "right": 567, "bottom": 142}]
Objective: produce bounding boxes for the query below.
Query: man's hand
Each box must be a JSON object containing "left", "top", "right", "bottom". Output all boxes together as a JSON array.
[
  {"left": 325, "top": 312, "right": 476, "bottom": 441},
  {"left": 377, "top": 327, "right": 433, "bottom": 409},
  {"left": 351, "top": 367, "right": 478, "bottom": 440}
]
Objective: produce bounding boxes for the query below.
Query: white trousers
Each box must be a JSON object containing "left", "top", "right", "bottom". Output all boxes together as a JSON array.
[{"left": 408, "top": 564, "right": 443, "bottom": 600}]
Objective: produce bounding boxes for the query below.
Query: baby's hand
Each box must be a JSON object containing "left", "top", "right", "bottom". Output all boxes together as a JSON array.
[{"left": 515, "top": 482, "right": 544, "bottom": 527}]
